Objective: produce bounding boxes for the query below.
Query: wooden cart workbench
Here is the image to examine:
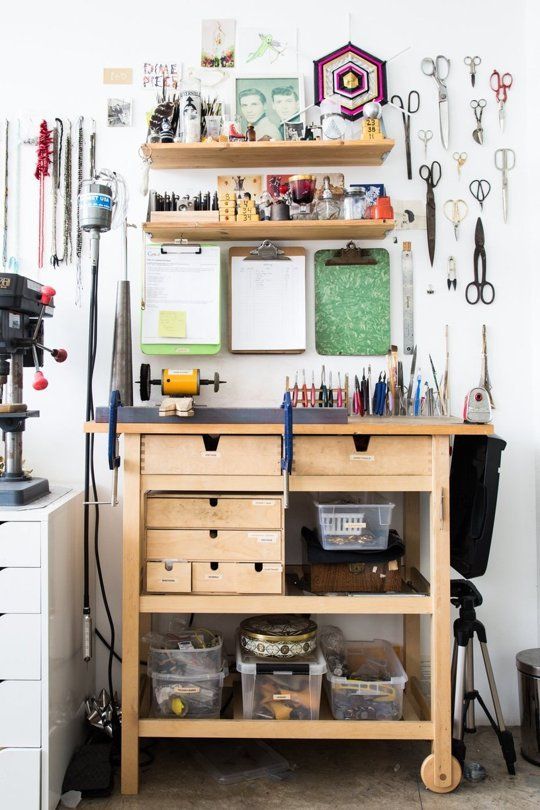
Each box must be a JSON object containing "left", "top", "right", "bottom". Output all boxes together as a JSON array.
[{"left": 87, "top": 416, "right": 493, "bottom": 795}]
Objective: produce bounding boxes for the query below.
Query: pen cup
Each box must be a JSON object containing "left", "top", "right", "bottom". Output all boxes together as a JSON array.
[{"left": 204, "top": 115, "right": 222, "bottom": 141}]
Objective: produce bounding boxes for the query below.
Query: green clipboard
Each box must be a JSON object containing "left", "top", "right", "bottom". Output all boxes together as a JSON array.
[
  {"left": 141, "top": 241, "right": 221, "bottom": 356},
  {"left": 315, "top": 244, "right": 390, "bottom": 356}
]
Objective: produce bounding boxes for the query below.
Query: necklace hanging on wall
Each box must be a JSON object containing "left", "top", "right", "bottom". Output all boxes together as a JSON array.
[
  {"left": 62, "top": 120, "right": 73, "bottom": 266},
  {"left": 75, "top": 116, "right": 84, "bottom": 305},
  {"left": 2, "top": 120, "right": 9, "bottom": 269},
  {"left": 34, "top": 120, "right": 52, "bottom": 269},
  {"left": 50, "top": 118, "right": 63, "bottom": 267},
  {"left": 89, "top": 118, "right": 96, "bottom": 178}
]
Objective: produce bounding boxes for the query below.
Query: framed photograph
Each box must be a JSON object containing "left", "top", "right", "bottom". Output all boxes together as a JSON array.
[
  {"left": 107, "top": 98, "right": 132, "bottom": 127},
  {"left": 201, "top": 19, "right": 236, "bottom": 68},
  {"left": 234, "top": 76, "right": 304, "bottom": 141},
  {"left": 284, "top": 122, "right": 304, "bottom": 141}
]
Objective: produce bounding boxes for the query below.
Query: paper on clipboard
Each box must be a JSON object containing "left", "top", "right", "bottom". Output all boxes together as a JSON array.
[
  {"left": 142, "top": 244, "right": 220, "bottom": 345},
  {"left": 230, "top": 255, "right": 306, "bottom": 352}
]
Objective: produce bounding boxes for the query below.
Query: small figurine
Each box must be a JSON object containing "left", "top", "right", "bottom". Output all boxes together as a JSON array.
[{"left": 246, "top": 124, "right": 256, "bottom": 141}]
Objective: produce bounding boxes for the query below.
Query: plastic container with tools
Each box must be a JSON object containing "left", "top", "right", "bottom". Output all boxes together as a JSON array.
[
  {"left": 236, "top": 637, "right": 326, "bottom": 720},
  {"left": 149, "top": 662, "right": 228, "bottom": 718},
  {"left": 323, "top": 639, "right": 407, "bottom": 720},
  {"left": 315, "top": 494, "right": 395, "bottom": 551},
  {"left": 147, "top": 628, "right": 223, "bottom": 677}
]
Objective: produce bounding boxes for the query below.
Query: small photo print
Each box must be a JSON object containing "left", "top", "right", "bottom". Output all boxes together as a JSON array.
[
  {"left": 393, "top": 200, "right": 427, "bottom": 230},
  {"left": 201, "top": 19, "right": 236, "bottom": 68},
  {"left": 283, "top": 122, "right": 304, "bottom": 140},
  {"left": 107, "top": 98, "right": 132, "bottom": 127},
  {"left": 218, "top": 174, "right": 263, "bottom": 200}
]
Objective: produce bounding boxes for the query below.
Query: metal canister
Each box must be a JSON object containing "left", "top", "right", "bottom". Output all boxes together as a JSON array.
[
  {"left": 79, "top": 180, "right": 113, "bottom": 232},
  {"left": 516, "top": 648, "right": 540, "bottom": 765},
  {"left": 239, "top": 615, "right": 317, "bottom": 659}
]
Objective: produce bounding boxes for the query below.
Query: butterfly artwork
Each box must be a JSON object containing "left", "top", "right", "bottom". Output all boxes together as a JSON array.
[{"left": 238, "top": 28, "right": 298, "bottom": 72}]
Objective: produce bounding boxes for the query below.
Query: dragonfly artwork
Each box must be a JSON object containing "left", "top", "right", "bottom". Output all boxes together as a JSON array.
[{"left": 246, "top": 33, "right": 288, "bottom": 64}]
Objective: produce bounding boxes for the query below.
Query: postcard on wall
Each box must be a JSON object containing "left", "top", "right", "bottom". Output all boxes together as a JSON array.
[
  {"left": 201, "top": 19, "right": 236, "bottom": 68},
  {"left": 218, "top": 175, "right": 263, "bottom": 200},
  {"left": 237, "top": 28, "right": 298, "bottom": 73},
  {"left": 103, "top": 67, "right": 133, "bottom": 85},
  {"left": 107, "top": 98, "right": 132, "bottom": 127},
  {"left": 393, "top": 200, "right": 427, "bottom": 230},
  {"left": 142, "top": 62, "right": 180, "bottom": 90}
]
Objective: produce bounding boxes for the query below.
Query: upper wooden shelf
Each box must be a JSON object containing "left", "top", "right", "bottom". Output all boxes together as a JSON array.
[
  {"left": 142, "top": 139, "right": 395, "bottom": 170},
  {"left": 143, "top": 218, "right": 394, "bottom": 242}
]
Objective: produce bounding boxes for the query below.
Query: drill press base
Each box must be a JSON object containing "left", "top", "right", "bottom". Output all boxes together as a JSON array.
[{"left": 0, "top": 477, "right": 50, "bottom": 506}]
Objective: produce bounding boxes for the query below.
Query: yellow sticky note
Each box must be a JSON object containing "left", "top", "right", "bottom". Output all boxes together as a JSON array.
[{"left": 158, "top": 310, "right": 186, "bottom": 338}]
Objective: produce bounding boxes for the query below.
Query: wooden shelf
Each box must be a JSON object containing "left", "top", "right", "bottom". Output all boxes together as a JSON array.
[
  {"left": 142, "top": 139, "right": 395, "bottom": 170},
  {"left": 143, "top": 218, "right": 394, "bottom": 242}
]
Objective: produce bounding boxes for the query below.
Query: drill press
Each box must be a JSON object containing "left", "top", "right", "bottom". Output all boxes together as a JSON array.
[{"left": 0, "top": 275, "right": 66, "bottom": 505}]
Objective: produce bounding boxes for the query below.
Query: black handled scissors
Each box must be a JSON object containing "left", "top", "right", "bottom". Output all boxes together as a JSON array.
[
  {"left": 391, "top": 91, "right": 420, "bottom": 180},
  {"left": 469, "top": 179, "right": 491, "bottom": 211},
  {"left": 419, "top": 161, "right": 442, "bottom": 266},
  {"left": 466, "top": 217, "right": 495, "bottom": 305}
]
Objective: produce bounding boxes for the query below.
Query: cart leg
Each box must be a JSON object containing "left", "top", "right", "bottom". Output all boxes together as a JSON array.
[
  {"left": 421, "top": 436, "right": 461, "bottom": 793},
  {"left": 121, "top": 435, "right": 141, "bottom": 795},
  {"left": 403, "top": 493, "right": 422, "bottom": 702}
]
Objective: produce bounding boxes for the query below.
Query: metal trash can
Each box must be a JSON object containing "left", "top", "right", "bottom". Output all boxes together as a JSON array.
[{"left": 516, "top": 648, "right": 540, "bottom": 765}]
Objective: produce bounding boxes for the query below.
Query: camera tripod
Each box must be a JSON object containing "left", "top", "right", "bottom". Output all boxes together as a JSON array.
[{"left": 450, "top": 579, "right": 516, "bottom": 775}]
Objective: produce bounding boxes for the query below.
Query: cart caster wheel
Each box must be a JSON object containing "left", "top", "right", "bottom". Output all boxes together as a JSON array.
[{"left": 420, "top": 754, "right": 462, "bottom": 793}]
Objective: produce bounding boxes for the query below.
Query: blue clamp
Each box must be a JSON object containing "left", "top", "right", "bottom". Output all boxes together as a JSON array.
[
  {"left": 108, "top": 390, "right": 122, "bottom": 471},
  {"left": 281, "top": 391, "right": 293, "bottom": 508}
]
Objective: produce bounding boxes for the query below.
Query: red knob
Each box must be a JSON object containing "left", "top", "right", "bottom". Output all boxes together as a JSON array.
[
  {"left": 33, "top": 371, "right": 48, "bottom": 390},
  {"left": 52, "top": 348, "right": 68, "bottom": 363},
  {"left": 40, "top": 285, "right": 56, "bottom": 305}
]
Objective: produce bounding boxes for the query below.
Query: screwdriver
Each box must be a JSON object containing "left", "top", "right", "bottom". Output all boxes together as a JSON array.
[
  {"left": 336, "top": 372, "right": 343, "bottom": 407},
  {"left": 310, "top": 371, "right": 316, "bottom": 407},
  {"left": 301, "top": 369, "right": 308, "bottom": 408},
  {"left": 319, "top": 365, "right": 329, "bottom": 407},
  {"left": 328, "top": 372, "right": 334, "bottom": 407}
]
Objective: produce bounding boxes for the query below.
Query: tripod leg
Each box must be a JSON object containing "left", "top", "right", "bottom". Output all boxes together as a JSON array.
[
  {"left": 453, "top": 644, "right": 467, "bottom": 740},
  {"left": 451, "top": 639, "right": 458, "bottom": 709},
  {"left": 465, "top": 639, "right": 476, "bottom": 733},
  {"left": 479, "top": 640, "right": 517, "bottom": 775}
]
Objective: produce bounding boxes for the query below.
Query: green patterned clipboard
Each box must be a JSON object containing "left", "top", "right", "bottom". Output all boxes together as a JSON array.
[{"left": 314, "top": 248, "right": 390, "bottom": 356}]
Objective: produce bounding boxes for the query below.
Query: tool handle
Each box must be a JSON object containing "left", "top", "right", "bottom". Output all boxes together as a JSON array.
[
  {"left": 281, "top": 391, "right": 293, "bottom": 509},
  {"left": 108, "top": 390, "right": 122, "bottom": 471}
]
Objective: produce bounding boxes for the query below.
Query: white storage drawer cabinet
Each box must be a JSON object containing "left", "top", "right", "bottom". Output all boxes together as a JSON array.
[{"left": 0, "top": 491, "right": 92, "bottom": 809}]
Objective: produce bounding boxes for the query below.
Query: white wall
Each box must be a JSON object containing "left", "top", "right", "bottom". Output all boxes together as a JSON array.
[{"left": 1, "top": 0, "right": 537, "bottom": 723}]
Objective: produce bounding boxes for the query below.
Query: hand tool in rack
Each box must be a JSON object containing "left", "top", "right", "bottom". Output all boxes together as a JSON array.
[
  {"left": 490, "top": 69, "right": 513, "bottom": 131},
  {"left": 453, "top": 151, "right": 467, "bottom": 179},
  {"left": 421, "top": 54, "right": 450, "bottom": 149},
  {"left": 429, "top": 354, "right": 443, "bottom": 414},
  {"left": 328, "top": 371, "right": 334, "bottom": 407},
  {"left": 406, "top": 345, "right": 417, "bottom": 415},
  {"left": 281, "top": 389, "right": 293, "bottom": 509},
  {"left": 494, "top": 147, "right": 515, "bottom": 223},
  {"left": 292, "top": 371, "right": 299, "bottom": 407},
  {"left": 336, "top": 372, "right": 343, "bottom": 408},
  {"left": 301, "top": 369, "right": 308, "bottom": 408},
  {"left": 440, "top": 324, "right": 450, "bottom": 415},
  {"left": 374, "top": 372, "right": 387, "bottom": 416},
  {"left": 319, "top": 365, "right": 328, "bottom": 407},
  {"left": 447, "top": 256, "right": 457, "bottom": 291},
  {"left": 418, "top": 129, "right": 433, "bottom": 160},
  {"left": 310, "top": 371, "right": 316, "bottom": 407},
  {"left": 414, "top": 371, "right": 422, "bottom": 416},
  {"left": 388, "top": 345, "right": 399, "bottom": 416},
  {"left": 466, "top": 218, "right": 495, "bottom": 305},
  {"left": 470, "top": 99, "right": 486, "bottom": 145},
  {"left": 469, "top": 178, "right": 491, "bottom": 212},
  {"left": 367, "top": 366, "right": 372, "bottom": 414},
  {"left": 390, "top": 90, "right": 420, "bottom": 180},
  {"left": 444, "top": 199, "right": 468, "bottom": 241},
  {"left": 479, "top": 324, "right": 495, "bottom": 407},
  {"left": 419, "top": 161, "right": 442, "bottom": 266},
  {"left": 353, "top": 375, "right": 361, "bottom": 415},
  {"left": 402, "top": 241, "right": 414, "bottom": 355},
  {"left": 464, "top": 55, "right": 481, "bottom": 87}
]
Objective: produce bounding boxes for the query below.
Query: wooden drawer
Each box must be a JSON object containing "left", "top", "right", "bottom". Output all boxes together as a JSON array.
[
  {"left": 293, "top": 435, "right": 432, "bottom": 476},
  {"left": 147, "top": 529, "right": 283, "bottom": 562},
  {"left": 0, "top": 614, "right": 41, "bottom": 679},
  {"left": 0, "top": 748, "right": 41, "bottom": 810},
  {"left": 141, "top": 435, "right": 281, "bottom": 475},
  {"left": 0, "top": 568, "right": 40, "bottom": 613},
  {"left": 0, "top": 681, "right": 41, "bottom": 747},
  {"left": 146, "top": 495, "right": 282, "bottom": 530},
  {"left": 146, "top": 561, "right": 191, "bottom": 593},
  {"left": 0, "top": 522, "right": 40, "bottom": 566},
  {"left": 192, "top": 562, "right": 283, "bottom": 594}
]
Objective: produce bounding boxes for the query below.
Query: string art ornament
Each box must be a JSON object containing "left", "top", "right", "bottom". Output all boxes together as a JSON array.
[
  {"left": 34, "top": 120, "right": 52, "bottom": 268},
  {"left": 314, "top": 42, "right": 388, "bottom": 120}
]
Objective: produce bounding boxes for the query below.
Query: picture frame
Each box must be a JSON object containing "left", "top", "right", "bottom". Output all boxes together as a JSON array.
[
  {"left": 234, "top": 75, "right": 304, "bottom": 141},
  {"left": 107, "top": 98, "right": 132, "bottom": 127},
  {"left": 284, "top": 122, "right": 304, "bottom": 141}
]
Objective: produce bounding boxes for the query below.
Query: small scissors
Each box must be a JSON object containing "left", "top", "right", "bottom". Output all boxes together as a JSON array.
[
  {"left": 418, "top": 129, "right": 433, "bottom": 159},
  {"left": 490, "top": 70, "right": 513, "bottom": 131},
  {"left": 452, "top": 151, "right": 467, "bottom": 179},
  {"left": 470, "top": 99, "right": 486, "bottom": 145},
  {"left": 421, "top": 55, "right": 450, "bottom": 149},
  {"left": 469, "top": 179, "right": 491, "bottom": 211},
  {"left": 466, "top": 217, "right": 494, "bottom": 305},
  {"left": 391, "top": 91, "right": 421, "bottom": 180},
  {"left": 444, "top": 199, "right": 468, "bottom": 240},
  {"left": 494, "top": 147, "right": 516, "bottom": 223},
  {"left": 464, "top": 56, "right": 481, "bottom": 87}
]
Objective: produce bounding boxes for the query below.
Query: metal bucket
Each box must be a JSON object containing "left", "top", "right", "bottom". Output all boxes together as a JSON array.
[{"left": 516, "top": 648, "right": 540, "bottom": 765}]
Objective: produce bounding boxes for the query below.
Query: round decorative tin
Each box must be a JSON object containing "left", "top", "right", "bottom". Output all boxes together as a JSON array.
[{"left": 240, "top": 615, "right": 318, "bottom": 659}]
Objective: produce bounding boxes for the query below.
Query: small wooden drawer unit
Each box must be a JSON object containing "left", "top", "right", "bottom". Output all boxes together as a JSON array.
[
  {"left": 146, "top": 494, "right": 282, "bottom": 530},
  {"left": 192, "top": 562, "right": 283, "bottom": 594},
  {"left": 141, "top": 435, "right": 281, "bottom": 476},
  {"left": 146, "top": 561, "right": 191, "bottom": 593},
  {"left": 147, "top": 529, "right": 282, "bottom": 562},
  {"left": 293, "top": 435, "right": 432, "bottom": 476}
]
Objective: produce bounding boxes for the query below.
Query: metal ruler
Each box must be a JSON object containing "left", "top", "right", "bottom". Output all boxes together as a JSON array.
[{"left": 402, "top": 242, "right": 414, "bottom": 355}]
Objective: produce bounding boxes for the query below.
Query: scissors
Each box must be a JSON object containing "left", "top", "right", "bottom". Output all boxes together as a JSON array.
[
  {"left": 470, "top": 99, "right": 486, "bottom": 145},
  {"left": 464, "top": 56, "right": 481, "bottom": 87},
  {"left": 421, "top": 55, "right": 450, "bottom": 149},
  {"left": 466, "top": 218, "right": 494, "bottom": 305},
  {"left": 419, "top": 161, "right": 442, "bottom": 266},
  {"left": 452, "top": 151, "right": 467, "bottom": 179},
  {"left": 391, "top": 91, "right": 420, "bottom": 180},
  {"left": 444, "top": 199, "right": 468, "bottom": 240},
  {"left": 490, "top": 70, "right": 513, "bottom": 131},
  {"left": 494, "top": 147, "right": 516, "bottom": 223},
  {"left": 418, "top": 129, "right": 433, "bottom": 159},
  {"left": 469, "top": 179, "right": 491, "bottom": 211}
]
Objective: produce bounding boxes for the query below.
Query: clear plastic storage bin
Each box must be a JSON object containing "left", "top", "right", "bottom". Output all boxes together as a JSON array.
[
  {"left": 324, "top": 639, "right": 407, "bottom": 720},
  {"left": 315, "top": 495, "right": 395, "bottom": 550},
  {"left": 148, "top": 633, "right": 223, "bottom": 678},
  {"left": 149, "top": 661, "right": 228, "bottom": 718},
  {"left": 236, "top": 638, "right": 326, "bottom": 720}
]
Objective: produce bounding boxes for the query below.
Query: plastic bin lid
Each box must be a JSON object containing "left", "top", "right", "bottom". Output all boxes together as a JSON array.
[
  {"left": 315, "top": 494, "right": 395, "bottom": 507},
  {"left": 236, "top": 637, "right": 327, "bottom": 676},
  {"left": 149, "top": 660, "right": 229, "bottom": 681},
  {"left": 324, "top": 639, "right": 408, "bottom": 686},
  {"left": 516, "top": 648, "right": 540, "bottom": 677}
]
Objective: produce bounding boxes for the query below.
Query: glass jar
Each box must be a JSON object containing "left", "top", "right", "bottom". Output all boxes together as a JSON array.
[
  {"left": 315, "top": 175, "right": 341, "bottom": 220},
  {"left": 343, "top": 188, "right": 367, "bottom": 220}
]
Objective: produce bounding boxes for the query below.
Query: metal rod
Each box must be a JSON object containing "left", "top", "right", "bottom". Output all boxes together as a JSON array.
[
  {"left": 4, "top": 352, "right": 23, "bottom": 477},
  {"left": 465, "top": 639, "right": 476, "bottom": 731}
]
